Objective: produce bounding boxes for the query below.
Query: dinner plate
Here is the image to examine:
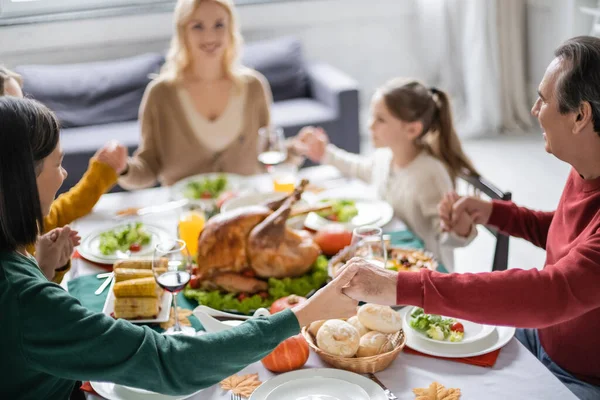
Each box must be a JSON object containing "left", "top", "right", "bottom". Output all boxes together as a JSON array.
[
  {"left": 250, "top": 368, "right": 388, "bottom": 400},
  {"left": 404, "top": 306, "right": 496, "bottom": 345},
  {"left": 220, "top": 191, "right": 308, "bottom": 229},
  {"left": 90, "top": 381, "right": 202, "bottom": 400},
  {"left": 78, "top": 223, "right": 172, "bottom": 265},
  {"left": 170, "top": 173, "right": 248, "bottom": 203},
  {"left": 399, "top": 308, "right": 515, "bottom": 358},
  {"left": 303, "top": 197, "right": 394, "bottom": 231},
  {"left": 102, "top": 280, "right": 172, "bottom": 324}
]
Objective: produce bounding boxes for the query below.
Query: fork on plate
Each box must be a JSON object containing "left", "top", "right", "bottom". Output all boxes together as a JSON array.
[{"left": 230, "top": 393, "right": 242, "bottom": 400}]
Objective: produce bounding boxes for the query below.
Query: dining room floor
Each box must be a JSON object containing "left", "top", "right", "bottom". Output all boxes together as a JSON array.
[{"left": 362, "top": 131, "right": 571, "bottom": 274}]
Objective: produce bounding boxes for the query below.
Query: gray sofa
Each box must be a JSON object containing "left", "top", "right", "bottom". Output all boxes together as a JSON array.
[{"left": 15, "top": 37, "right": 360, "bottom": 193}]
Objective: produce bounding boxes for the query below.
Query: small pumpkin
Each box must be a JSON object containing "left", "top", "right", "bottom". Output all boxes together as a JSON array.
[
  {"left": 261, "top": 334, "right": 309, "bottom": 373},
  {"left": 270, "top": 295, "right": 307, "bottom": 314}
]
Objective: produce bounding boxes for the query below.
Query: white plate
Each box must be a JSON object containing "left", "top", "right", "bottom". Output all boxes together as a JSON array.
[
  {"left": 221, "top": 191, "right": 308, "bottom": 229},
  {"left": 399, "top": 308, "right": 515, "bottom": 358},
  {"left": 78, "top": 224, "right": 172, "bottom": 265},
  {"left": 170, "top": 173, "right": 248, "bottom": 203},
  {"left": 250, "top": 368, "right": 388, "bottom": 400},
  {"left": 404, "top": 306, "right": 496, "bottom": 345},
  {"left": 304, "top": 197, "right": 394, "bottom": 231},
  {"left": 102, "top": 279, "right": 172, "bottom": 324},
  {"left": 90, "top": 381, "right": 202, "bottom": 400}
]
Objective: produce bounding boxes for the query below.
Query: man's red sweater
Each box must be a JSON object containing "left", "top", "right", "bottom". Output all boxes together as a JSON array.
[{"left": 398, "top": 169, "right": 600, "bottom": 385}]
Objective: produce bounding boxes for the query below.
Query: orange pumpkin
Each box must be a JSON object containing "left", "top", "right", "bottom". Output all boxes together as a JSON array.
[{"left": 261, "top": 334, "right": 309, "bottom": 373}]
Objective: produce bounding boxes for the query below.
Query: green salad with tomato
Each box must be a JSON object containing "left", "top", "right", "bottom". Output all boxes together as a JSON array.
[
  {"left": 98, "top": 222, "right": 151, "bottom": 256},
  {"left": 183, "top": 175, "right": 228, "bottom": 200},
  {"left": 409, "top": 307, "right": 464, "bottom": 342},
  {"left": 183, "top": 255, "right": 329, "bottom": 315},
  {"left": 317, "top": 199, "right": 358, "bottom": 223}
]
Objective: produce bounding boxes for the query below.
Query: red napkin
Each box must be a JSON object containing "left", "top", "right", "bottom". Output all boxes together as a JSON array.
[
  {"left": 72, "top": 250, "right": 113, "bottom": 271},
  {"left": 80, "top": 382, "right": 100, "bottom": 396},
  {"left": 404, "top": 347, "right": 501, "bottom": 368}
]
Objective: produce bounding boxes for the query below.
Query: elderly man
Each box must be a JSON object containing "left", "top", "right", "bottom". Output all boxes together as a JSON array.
[{"left": 340, "top": 36, "right": 600, "bottom": 400}]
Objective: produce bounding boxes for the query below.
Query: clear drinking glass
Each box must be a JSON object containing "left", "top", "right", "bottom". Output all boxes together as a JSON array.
[
  {"left": 351, "top": 226, "right": 387, "bottom": 268},
  {"left": 152, "top": 239, "right": 195, "bottom": 336},
  {"left": 257, "top": 126, "right": 287, "bottom": 172}
]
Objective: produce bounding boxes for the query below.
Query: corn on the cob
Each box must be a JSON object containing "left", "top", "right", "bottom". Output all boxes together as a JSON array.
[
  {"left": 114, "top": 268, "right": 154, "bottom": 282},
  {"left": 113, "top": 277, "right": 158, "bottom": 297},
  {"left": 114, "top": 296, "right": 160, "bottom": 319},
  {"left": 113, "top": 257, "right": 168, "bottom": 270}
]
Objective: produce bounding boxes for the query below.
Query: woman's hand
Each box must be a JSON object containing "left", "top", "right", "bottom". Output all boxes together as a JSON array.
[
  {"left": 35, "top": 226, "right": 80, "bottom": 280},
  {"left": 292, "top": 264, "right": 359, "bottom": 327},
  {"left": 293, "top": 126, "right": 330, "bottom": 163},
  {"left": 95, "top": 140, "right": 128, "bottom": 175}
]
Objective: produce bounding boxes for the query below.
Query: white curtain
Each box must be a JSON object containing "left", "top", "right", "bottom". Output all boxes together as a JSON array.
[{"left": 415, "top": 0, "right": 532, "bottom": 138}]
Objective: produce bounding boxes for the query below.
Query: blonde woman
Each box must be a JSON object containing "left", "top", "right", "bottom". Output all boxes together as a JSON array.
[
  {"left": 119, "top": 0, "right": 271, "bottom": 189},
  {"left": 295, "top": 79, "right": 479, "bottom": 271}
]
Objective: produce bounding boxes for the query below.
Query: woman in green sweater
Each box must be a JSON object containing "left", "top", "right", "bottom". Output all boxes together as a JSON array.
[{"left": 0, "top": 97, "right": 359, "bottom": 399}]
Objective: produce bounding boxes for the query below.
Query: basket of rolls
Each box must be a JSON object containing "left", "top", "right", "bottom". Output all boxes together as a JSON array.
[
  {"left": 301, "top": 303, "right": 406, "bottom": 374},
  {"left": 112, "top": 258, "right": 167, "bottom": 320}
]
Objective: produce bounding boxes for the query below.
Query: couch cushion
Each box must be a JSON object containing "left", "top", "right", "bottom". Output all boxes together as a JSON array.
[
  {"left": 16, "top": 53, "right": 164, "bottom": 128},
  {"left": 242, "top": 37, "right": 309, "bottom": 102},
  {"left": 60, "top": 121, "right": 141, "bottom": 154},
  {"left": 271, "top": 98, "right": 336, "bottom": 130}
]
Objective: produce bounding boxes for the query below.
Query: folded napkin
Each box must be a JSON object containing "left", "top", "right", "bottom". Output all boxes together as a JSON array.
[{"left": 404, "top": 346, "right": 501, "bottom": 367}]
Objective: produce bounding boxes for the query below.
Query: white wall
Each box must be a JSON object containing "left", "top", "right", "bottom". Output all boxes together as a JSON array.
[
  {"left": 0, "top": 0, "right": 426, "bottom": 118},
  {"left": 525, "top": 0, "right": 596, "bottom": 102}
]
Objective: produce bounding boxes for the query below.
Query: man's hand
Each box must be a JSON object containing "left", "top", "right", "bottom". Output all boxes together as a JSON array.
[
  {"left": 35, "top": 226, "right": 80, "bottom": 280},
  {"left": 335, "top": 257, "right": 398, "bottom": 306},
  {"left": 95, "top": 140, "right": 128, "bottom": 175},
  {"left": 438, "top": 192, "right": 475, "bottom": 237},
  {"left": 292, "top": 261, "right": 359, "bottom": 327},
  {"left": 451, "top": 196, "right": 494, "bottom": 227}
]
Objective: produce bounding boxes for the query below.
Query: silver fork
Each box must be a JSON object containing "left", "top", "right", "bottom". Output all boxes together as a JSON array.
[
  {"left": 368, "top": 373, "right": 398, "bottom": 400},
  {"left": 230, "top": 393, "right": 241, "bottom": 400}
]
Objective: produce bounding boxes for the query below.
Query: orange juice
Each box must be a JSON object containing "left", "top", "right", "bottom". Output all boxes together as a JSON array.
[
  {"left": 273, "top": 176, "right": 296, "bottom": 193},
  {"left": 178, "top": 210, "right": 205, "bottom": 257}
]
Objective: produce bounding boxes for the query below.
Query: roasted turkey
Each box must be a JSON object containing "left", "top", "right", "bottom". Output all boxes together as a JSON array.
[{"left": 195, "top": 180, "right": 321, "bottom": 293}]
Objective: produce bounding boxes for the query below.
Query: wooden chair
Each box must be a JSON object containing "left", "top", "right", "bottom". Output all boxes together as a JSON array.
[{"left": 460, "top": 174, "right": 512, "bottom": 272}]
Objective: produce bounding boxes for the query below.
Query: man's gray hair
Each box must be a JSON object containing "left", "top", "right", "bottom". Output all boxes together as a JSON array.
[{"left": 554, "top": 36, "right": 600, "bottom": 134}]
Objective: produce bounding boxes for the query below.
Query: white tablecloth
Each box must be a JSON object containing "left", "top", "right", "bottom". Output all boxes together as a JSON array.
[{"left": 68, "top": 166, "right": 575, "bottom": 400}]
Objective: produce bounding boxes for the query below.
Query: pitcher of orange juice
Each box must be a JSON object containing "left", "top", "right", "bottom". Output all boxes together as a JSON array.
[{"left": 178, "top": 208, "right": 206, "bottom": 258}]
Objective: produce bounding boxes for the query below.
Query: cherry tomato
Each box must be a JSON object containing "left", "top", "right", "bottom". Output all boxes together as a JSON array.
[
  {"left": 189, "top": 275, "right": 201, "bottom": 289},
  {"left": 258, "top": 291, "right": 269, "bottom": 299},
  {"left": 129, "top": 243, "right": 141, "bottom": 252},
  {"left": 237, "top": 293, "right": 248, "bottom": 301},
  {"left": 201, "top": 191, "right": 213, "bottom": 199},
  {"left": 451, "top": 322, "right": 464, "bottom": 333}
]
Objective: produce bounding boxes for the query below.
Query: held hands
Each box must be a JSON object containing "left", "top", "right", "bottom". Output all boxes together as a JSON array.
[
  {"left": 292, "top": 262, "right": 359, "bottom": 327},
  {"left": 95, "top": 140, "right": 128, "bottom": 175},
  {"left": 292, "top": 126, "right": 330, "bottom": 163},
  {"left": 35, "top": 226, "right": 81, "bottom": 280},
  {"left": 438, "top": 192, "right": 493, "bottom": 236},
  {"left": 336, "top": 257, "right": 398, "bottom": 306}
]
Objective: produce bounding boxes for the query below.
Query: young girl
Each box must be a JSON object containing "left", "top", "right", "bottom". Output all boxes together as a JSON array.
[
  {"left": 0, "top": 66, "right": 128, "bottom": 283},
  {"left": 295, "top": 78, "right": 477, "bottom": 271}
]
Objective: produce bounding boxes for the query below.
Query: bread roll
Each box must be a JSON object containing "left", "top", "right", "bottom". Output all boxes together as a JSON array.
[
  {"left": 347, "top": 316, "right": 370, "bottom": 337},
  {"left": 357, "top": 304, "right": 402, "bottom": 334},
  {"left": 316, "top": 320, "right": 360, "bottom": 358},
  {"left": 356, "top": 331, "right": 394, "bottom": 357},
  {"left": 308, "top": 320, "right": 326, "bottom": 337}
]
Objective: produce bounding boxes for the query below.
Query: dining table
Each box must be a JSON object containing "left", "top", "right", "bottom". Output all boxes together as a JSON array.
[{"left": 63, "top": 165, "right": 577, "bottom": 400}]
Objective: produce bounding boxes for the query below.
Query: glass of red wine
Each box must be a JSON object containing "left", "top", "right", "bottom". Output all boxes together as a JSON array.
[{"left": 153, "top": 239, "right": 195, "bottom": 336}]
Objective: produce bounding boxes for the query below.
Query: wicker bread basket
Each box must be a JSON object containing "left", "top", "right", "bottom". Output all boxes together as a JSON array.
[{"left": 301, "top": 324, "right": 406, "bottom": 374}]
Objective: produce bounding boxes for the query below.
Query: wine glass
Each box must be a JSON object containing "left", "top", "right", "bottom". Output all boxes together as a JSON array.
[
  {"left": 351, "top": 225, "right": 387, "bottom": 268},
  {"left": 153, "top": 239, "right": 195, "bottom": 336},
  {"left": 257, "top": 126, "right": 287, "bottom": 172}
]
